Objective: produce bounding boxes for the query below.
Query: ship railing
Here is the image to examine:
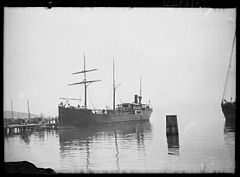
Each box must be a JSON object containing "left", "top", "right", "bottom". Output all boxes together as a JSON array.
[
  {"left": 92, "top": 109, "right": 120, "bottom": 114},
  {"left": 59, "top": 104, "right": 89, "bottom": 110},
  {"left": 92, "top": 109, "right": 110, "bottom": 114}
]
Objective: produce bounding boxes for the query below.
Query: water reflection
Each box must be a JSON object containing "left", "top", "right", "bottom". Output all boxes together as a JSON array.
[
  {"left": 223, "top": 120, "right": 235, "bottom": 149},
  {"left": 36, "top": 130, "right": 45, "bottom": 140},
  {"left": 114, "top": 131, "right": 120, "bottom": 170},
  {"left": 86, "top": 137, "right": 90, "bottom": 170},
  {"left": 167, "top": 135, "right": 179, "bottom": 156},
  {"left": 59, "top": 121, "right": 152, "bottom": 171},
  {"left": 224, "top": 120, "right": 235, "bottom": 133},
  {"left": 20, "top": 132, "right": 30, "bottom": 144}
]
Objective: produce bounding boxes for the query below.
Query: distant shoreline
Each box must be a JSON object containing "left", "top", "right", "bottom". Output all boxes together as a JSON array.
[{"left": 4, "top": 110, "right": 40, "bottom": 119}]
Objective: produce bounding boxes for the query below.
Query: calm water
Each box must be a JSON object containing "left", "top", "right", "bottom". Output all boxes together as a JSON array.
[{"left": 4, "top": 107, "right": 235, "bottom": 173}]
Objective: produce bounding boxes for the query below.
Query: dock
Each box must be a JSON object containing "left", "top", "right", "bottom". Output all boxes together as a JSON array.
[{"left": 4, "top": 122, "right": 58, "bottom": 135}]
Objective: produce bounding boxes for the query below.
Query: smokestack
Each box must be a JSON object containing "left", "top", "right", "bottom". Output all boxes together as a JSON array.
[
  {"left": 138, "top": 96, "right": 142, "bottom": 104},
  {"left": 134, "top": 94, "right": 138, "bottom": 103}
]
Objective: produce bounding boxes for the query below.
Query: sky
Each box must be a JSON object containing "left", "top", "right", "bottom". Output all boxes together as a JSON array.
[{"left": 4, "top": 8, "right": 236, "bottom": 117}]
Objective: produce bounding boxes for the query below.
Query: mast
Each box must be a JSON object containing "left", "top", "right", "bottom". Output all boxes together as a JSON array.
[
  {"left": 27, "top": 99, "right": 31, "bottom": 119},
  {"left": 222, "top": 31, "right": 236, "bottom": 102},
  {"left": 11, "top": 100, "right": 14, "bottom": 119},
  {"left": 112, "top": 59, "right": 121, "bottom": 110},
  {"left": 69, "top": 54, "right": 100, "bottom": 108},
  {"left": 113, "top": 59, "right": 115, "bottom": 110},
  {"left": 138, "top": 76, "right": 142, "bottom": 104},
  {"left": 140, "top": 76, "right": 142, "bottom": 97},
  {"left": 84, "top": 54, "right": 87, "bottom": 108}
]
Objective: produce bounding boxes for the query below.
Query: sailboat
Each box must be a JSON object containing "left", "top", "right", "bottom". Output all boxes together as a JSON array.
[
  {"left": 58, "top": 55, "right": 153, "bottom": 126},
  {"left": 221, "top": 31, "right": 236, "bottom": 121}
]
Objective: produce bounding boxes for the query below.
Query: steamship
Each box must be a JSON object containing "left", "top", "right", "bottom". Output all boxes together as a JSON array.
[{"left": 58, "top": 56, "right": 153, "bottom": 126}]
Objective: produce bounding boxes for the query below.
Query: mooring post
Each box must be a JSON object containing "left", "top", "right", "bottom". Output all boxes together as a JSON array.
[
  {"left": 166, "top": 115, "right": 179, "bottom": 155},
  {"left": 166, "top": 115, "right": 179, "bottom": 135}
]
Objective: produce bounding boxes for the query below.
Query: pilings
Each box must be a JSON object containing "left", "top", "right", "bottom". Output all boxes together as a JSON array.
[
  {"left": 166, "top": 115, "right": 179, "bottom": 156},
  {"left": 4, "top": 125, "right": 39, "bottom": 135},
  {"left": 166, "top": 115, "right": 178, "bottom": 135},
  {"left": 4, "top": 119, "right": 59, "bottom": 136}
]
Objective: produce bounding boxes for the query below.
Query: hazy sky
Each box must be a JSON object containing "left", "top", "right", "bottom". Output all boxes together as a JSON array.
[{"left": 4, "top": 8, "right": 236, "bottom": 117}]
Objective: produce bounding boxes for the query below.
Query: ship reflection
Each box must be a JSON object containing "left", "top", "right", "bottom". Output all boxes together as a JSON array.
[
  {"left": 167, "top": 135, "right": 179, "bottom": 156},
  {"left": 224, "top": 120, "right": 235, "bottom": 133},
  {"left": 59, "top": 121, "right": 152, "bottom": 170},
  {"left": 223, "top": 120, "right": 235, "bottom": 148},
  {"left": 20, "top": 132, "right": 30, "bottom": 144},
  {"left": 114, "top": 131, "right": 120, "bottom": 170}
]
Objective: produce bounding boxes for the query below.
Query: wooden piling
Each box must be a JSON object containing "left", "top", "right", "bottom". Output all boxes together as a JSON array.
[
  {"left": 166, "top": 115, "right": 179, "bottom": 155},
  {"left": 167, "top": 134, "right": 179, "bottom": 148},
  {"left": 166, "top": 115, "right": 179, "bottom": 135}
]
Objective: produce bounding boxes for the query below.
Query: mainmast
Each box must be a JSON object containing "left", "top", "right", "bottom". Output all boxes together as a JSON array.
[
  {"left": 11, "top": 100, "right": 14, "bottom": 119},
  {"left": 69, "top": 54, "right": 100, "bottom": 108},
  {"left": 84, "top": 55, "right": 87, "bottom": 107}
]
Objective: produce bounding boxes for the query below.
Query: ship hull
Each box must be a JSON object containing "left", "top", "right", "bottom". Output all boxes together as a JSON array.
[
  {"left": 58, "top": 106, "right": 153, "bottom": 126},
  {"left": 221, "top": 102, "right": 235, "bottom": 121}
]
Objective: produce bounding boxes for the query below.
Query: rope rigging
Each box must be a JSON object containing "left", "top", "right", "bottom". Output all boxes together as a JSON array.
[
  {"left": 105, "top": 87, "right": 112, "bottom": 109},
  {"left": 88, "top": 86, "right": 95, "bottom": 109},
  {"left": 222, "top": 29, "right": 236, "bottom": 102},
  {"left": 116, "top": 89, "right": 122, "bottom": 104},
  {"left": 230, "top": 62, "right": 236, "bottom": 102}
]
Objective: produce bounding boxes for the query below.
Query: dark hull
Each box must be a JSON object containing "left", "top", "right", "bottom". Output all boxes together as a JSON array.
[
  {"left": 58, "top": 106, "right": 94, "bottom": 126},
  {"left": 58, "top": 106, "right": 152, "bottom": 127},
  {"left": 221, "top": 102, "right": 236, "bottom": 121}
]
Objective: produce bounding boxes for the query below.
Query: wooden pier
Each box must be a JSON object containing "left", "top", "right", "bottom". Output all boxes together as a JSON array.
[{"left": 4, "top": 122, "right": 58, "bottom": 135}]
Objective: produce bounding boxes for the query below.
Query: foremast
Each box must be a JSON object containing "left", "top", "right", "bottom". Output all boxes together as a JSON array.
[{"left": 69, "top": 54, "right": 100, "bottom": 108}]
